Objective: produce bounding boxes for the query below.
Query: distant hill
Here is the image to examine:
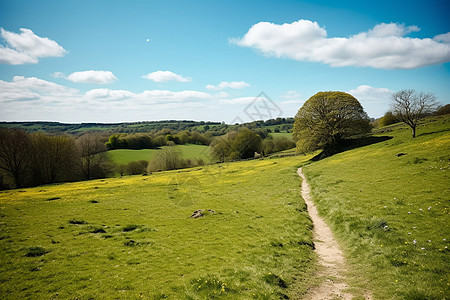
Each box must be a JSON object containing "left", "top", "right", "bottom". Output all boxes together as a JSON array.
[{"left": 0, "top": 117, "right": 294, "bottom": 135}]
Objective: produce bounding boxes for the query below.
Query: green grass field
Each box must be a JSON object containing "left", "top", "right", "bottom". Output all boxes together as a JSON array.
[
  {"left": 0, "top": 155, "right": 318, "bottom": 299},
  {"left": 1, "top": 115, "right": 448, "bottom": 299},
  {"left": 108, "top": 144, "right": 210, "bottom": 165},
  {"left": 303, "top": 115, "right": 450, "bottom": 299},
  {"left": 268, "top": 132, "right": 293, "bottom": 139}
]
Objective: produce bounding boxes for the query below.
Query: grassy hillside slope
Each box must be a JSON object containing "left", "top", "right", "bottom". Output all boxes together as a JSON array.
[
  {"left": 0, "top": 155, "right": 316, "bottom": 299},
  {"left": 303, "top": 115, "right": 450, "bottom": 299},
  {"left": 108, "top": 144, "right": 210, "bottom": 165}
]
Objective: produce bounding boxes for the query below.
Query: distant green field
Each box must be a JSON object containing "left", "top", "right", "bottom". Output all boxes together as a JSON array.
[
  {"left": 303, "top": 115, "right": 450, "bottom": 299},
  {"left": 0, "top": 155, "right": 317, "bottom": 299},
  {"left": 269, "top": 132, "right": 293, "bottom": 139},
  {"left": 108, "top": 144, "right": 210, "bottom": 165}
]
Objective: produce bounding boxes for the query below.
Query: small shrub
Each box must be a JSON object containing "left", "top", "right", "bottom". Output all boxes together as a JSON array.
[
  {"left": 126, "top": 160, "right": 148, "bottom": 175},
  {"left": 25, "top": 246, "right": 48, "bottom": 257},
  {"left": 380, "top": 111, "right": 400, "bottom": 127}
]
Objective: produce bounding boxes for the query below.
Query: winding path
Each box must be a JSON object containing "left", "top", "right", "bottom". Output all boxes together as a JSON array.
[{"left": 297, "top": 168, "right": 354, "bottom": 300}]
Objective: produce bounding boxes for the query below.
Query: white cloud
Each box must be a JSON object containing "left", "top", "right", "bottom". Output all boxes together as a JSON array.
[
  {"left": 367, "top": 23, "right": 420, "bottom": 37},
  {"left": 142, "top": 70, "right": 191, "bottom": 83},
  {"left": 219, "top": 96, "right": 264, "bottom": 105},
  {"left": 347, "top": 85, "right": 393, "bottom": 101},
  {"left": 65, "top": 70, "right": 118, "bottom": 84},
  {"left": 0, "top": 28, "right": 66, "bottom": 65},
  {"left": 347, "top": 85, "right": 394, "bottom": 117},
  {"left": 85, "top": 89, "right": 213, "bottom": 104},
  {"left": 434, "top": 33, "right": 450, "bottom": 43},
  {"left": 206, "top": 81, "right": 250, "bottom": 90},
  {"left": 0, "top": 76, "right": 79, "bottom": 102},
  {"left": 0, "top": 76, "right": 222, "bottom": 122},
  {"left": 233, "top": 20, "right": 450, "bottom": 69}
]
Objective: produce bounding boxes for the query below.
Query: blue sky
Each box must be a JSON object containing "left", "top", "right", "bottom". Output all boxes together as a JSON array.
[{"left": 0, "top": 0, "right": 449, "bottom": 123}]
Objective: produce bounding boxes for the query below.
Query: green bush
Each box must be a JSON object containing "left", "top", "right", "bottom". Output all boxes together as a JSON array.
[
  {"left": 380, "top": 111, "right": 400, "bottom": 127},
  {"left": 126, "top": 160, "right": 148, "bottom": 175},
  {"left": 147, "top": 147, "right": 185, "bottom": 172}
]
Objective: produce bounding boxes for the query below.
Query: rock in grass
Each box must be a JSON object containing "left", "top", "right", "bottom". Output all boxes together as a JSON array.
[{"left": 191, "top": 209, "right": 216, "bottom": 218}]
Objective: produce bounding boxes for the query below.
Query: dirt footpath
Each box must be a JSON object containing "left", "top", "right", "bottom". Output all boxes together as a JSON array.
[{"left": 297, "top": 168, "right": 355, "bottom": 300}]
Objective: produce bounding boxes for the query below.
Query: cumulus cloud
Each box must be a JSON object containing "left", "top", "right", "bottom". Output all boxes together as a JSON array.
[
  {"left": 232, "top": 20, "right": 450, "bottom": 69},
  {"left": 64, "top": 70, "right": 118, "bottom": 84},
  {"left": 86, "top": 88, "right": 213, "bottom": 103},
  {"left": 206, "top": 81, "right": 250, "bottom": 90},
  {"left": 0, "top": 76, "right": 221, "bottom": 122},
  {"left": 347, "top": 85, "right": 394, "bottom": 117},
  {"left": 348, "top": 85, "right": 393, "bottom": 101},
  {"left": 0, "top": 76, "right": 213, "bottom": 107},
  {"left": 0, "top": 28, "right": 66, "bottom": 65},
  {"left": 0, "top": 76, "right": 79, "bottom": 102},
  {"left": 142, "top": 70, "right": 191, "bottom": 82}
]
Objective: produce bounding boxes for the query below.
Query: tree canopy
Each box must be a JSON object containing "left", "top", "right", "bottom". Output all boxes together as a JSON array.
[{"left": 293, "top": 91, "right": 371, "bottom": 156}]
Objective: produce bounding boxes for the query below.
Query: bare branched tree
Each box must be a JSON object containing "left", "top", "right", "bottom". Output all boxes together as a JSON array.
[
  {"left": 77, "top": 135, "right": 112, "bottom": 180},
  {"left": 0, "top": 129, "right": 32, "bottom": 188},
  {"left": 391, "top": 89, "right": 439, "bottom": 138}
]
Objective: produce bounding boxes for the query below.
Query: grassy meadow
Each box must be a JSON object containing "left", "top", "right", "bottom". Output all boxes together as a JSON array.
[
  {"left": 0, "top": 155, "right": 317, "bottom": 299},
  {"left": 303, "top": 115, "right": 450, "bottom": 299},
  {"left": 1, "top": 115, "right": 449, "bottom": 299},
  {"left": 108, "top": 144, "right": 210, "bottom": 165}
]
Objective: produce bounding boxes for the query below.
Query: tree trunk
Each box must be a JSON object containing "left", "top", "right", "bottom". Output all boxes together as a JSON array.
[{"left": 412, "top": 125, "right": 416, "bottom": 138}]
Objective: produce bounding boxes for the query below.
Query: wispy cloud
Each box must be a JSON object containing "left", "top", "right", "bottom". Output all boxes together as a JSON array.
[
  {"left": 206, "top": 81, "right": 250, "bottom": 90},
  {"left": 0, "top": 28, "right": 66, "bottom": 65},
  {"left": 142, "top": 70, "right": 191, "bottom": 83},
  {"left": 232, "top": 20, "right": 450, "bottom": 69}
]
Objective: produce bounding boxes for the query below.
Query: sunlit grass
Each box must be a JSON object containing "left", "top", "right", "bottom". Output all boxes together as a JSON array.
[
  {"left": 0, "top": 154, "right": 315, "bottom": 298},
  {"left": 303, "top": 115, "right": 450, "bottom": 299}
]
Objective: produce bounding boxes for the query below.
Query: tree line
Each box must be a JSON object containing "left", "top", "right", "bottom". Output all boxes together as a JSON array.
[
  {"left": 105, "top": 130, "right": 211, "bottom": 150},
  {"left": 209, "top": 128, "right": 295, "bottom": 163},
  {"left": 0, "top": 126, "right": 297, "bottom": 189},
  {"left": 0, "top": 129, "right": 112, "bottom": 189}
]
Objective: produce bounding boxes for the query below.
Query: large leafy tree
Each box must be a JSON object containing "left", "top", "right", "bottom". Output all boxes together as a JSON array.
[{"left": 293, "top": 91, "right": 371, "bottom": 156}]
